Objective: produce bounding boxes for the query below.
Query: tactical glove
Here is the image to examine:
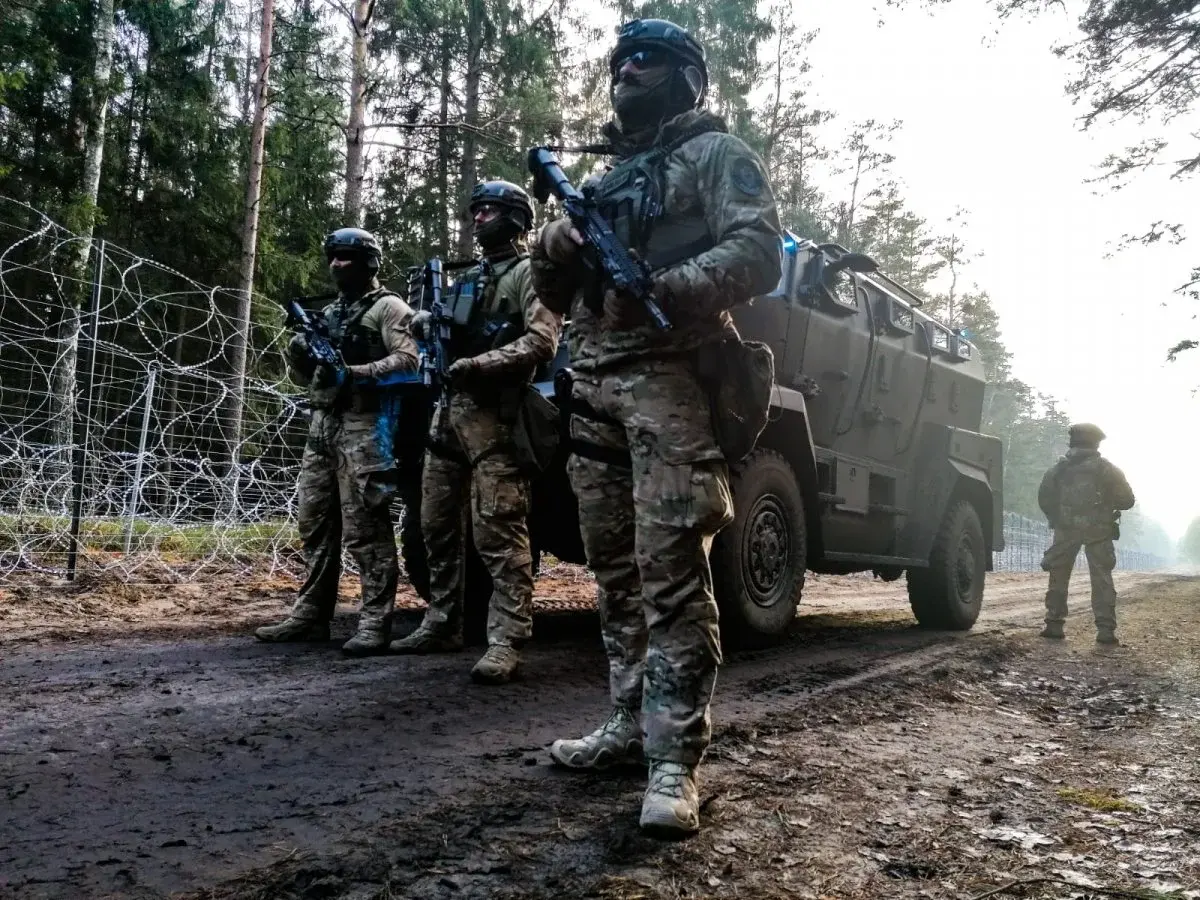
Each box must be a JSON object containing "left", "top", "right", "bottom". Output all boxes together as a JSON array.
[
  {"left": 445, "top": 357, "right": 480, "bottom": 386},
  {"left": 540, "top": 217, "right": 585, "bottom": 266},
  {"left": 410, "top": 309, "right": 434, "bottom": 341}
]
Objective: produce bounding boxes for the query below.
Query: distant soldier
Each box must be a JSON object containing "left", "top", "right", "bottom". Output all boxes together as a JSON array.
[
  {"left": 389, "top": 181, "right": 562, "bottom": 684},
  {"left": 1038, "top": 422, "right": 1135, "bottom": 645},
  {"left": 256, "top": 228, "right": 419, "bottom": 655}
]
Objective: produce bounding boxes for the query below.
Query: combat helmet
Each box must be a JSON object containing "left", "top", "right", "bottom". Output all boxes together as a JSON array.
[
  {"left": 609, "top": 18, "right": 708, "bottom": 106},
  {"left": 323, "top": 227, "right": 382, "bottom": 271},
  {"left": 470, "top": 180, "right": 534, "bottom": 250},
  {"left": 1068, "top": 422, "right": 1106, "bottom": 448},
  {"left": 470, "top": 180, "right": 534, "bottom": 232}
]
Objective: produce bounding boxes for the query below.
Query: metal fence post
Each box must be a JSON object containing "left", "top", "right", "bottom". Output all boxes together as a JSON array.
[
  {"left": 66, "top": 239, "right": 105, "bottom": 581},
  {"left": 123, "top": 365, "right": 157, "bottom": 556}
]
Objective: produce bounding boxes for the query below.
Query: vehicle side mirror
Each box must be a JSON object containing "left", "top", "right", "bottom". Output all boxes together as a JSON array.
[{"left": 822, "top": 253, "right": 878, "bottom": 282}]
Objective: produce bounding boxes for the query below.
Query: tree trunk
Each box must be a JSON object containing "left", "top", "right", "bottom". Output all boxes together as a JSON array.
[
  {"left": 436, "top": 30, "right": 451, "bottom": 255},
  {"left": 454, "top": 0, "right": 484, "bottom": 259},
  {"left": 343, "top": 0, "right": 371, "bottom": 226},
  {"left": 51, "top": 0, "right": 115, "bottom": 479},
  {"left": 225, "top": 0, "right": 275, "bottom": 514},
  {"left": 239, "top": 0, "right": 256, "bottom": 128}
]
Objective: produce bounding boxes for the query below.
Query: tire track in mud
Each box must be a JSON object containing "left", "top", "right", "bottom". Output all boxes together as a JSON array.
[{"left": 0, "top": 573, "right": 1168, "bottom": 899}]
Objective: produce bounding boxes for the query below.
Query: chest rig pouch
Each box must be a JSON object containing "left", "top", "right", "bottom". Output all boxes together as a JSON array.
[
  {"left": 450, "top": 258, "right": 525, "bottom": 360},
  {"left": 592, "top": 130, "right": 718, "bottom": 274},
  {"left": 329, "top": 292, "right": 389, "bottom": 367}
]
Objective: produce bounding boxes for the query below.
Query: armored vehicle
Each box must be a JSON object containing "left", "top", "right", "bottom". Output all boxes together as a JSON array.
[{"left": 400, "top": 233, "right": 1004, "bottom": 645}]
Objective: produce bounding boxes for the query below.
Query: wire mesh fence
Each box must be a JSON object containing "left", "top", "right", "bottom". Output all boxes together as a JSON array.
[
  {"left": 0, "top": 197, "right": 307, "bottom": 581},
  {"left": 993, "top": 512, "right": 1167, "bottom": 573},
  {"left": 0, "top": 200, "right": 1171, "bottom": 584}
]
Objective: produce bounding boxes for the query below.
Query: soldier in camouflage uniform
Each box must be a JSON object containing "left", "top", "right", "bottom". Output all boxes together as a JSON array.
[
  {"left": 1038, "top": 422, "right": 1135, "bottom": 645},
  {"left": 256, "top": 228, "right": 419, "bottom": 656},
  {"left": 528, "top": 19, "right": 781, "bottom": 836},
  {"left": 390, "top": 182, "right": 562, "bottom": 685}
]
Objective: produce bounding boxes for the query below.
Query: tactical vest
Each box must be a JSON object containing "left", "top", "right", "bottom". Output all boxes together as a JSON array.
[
  {"left": 307, "top": 288, "right": 399, "bottom": 411},
  {"left": 591, "top": 131, "right": 717, "bottom": 271},
  {"left": 325, "top": 288, "right": 397, "bottom": 366},
  {"left": 449, "top": 256, "right": 525, "bottom": 360},
  {"left": 1055, "top": 457, "right": 1110, "bottom": 530}
]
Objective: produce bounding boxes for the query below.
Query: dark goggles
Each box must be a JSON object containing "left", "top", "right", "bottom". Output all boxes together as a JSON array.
[
  {"left": 471, "top": 202, "right": 503, "bottom": 217},
  {"left": 612, "top": 49, "right": 673, "bottom": 75},
  {"left": 327, "top": 248, "right": 364, "bottom": 263}
]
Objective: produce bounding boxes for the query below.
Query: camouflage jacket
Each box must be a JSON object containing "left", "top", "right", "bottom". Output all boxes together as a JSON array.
[
  {"left": 530, "top": 109, "right": 782, "bottom": 371},
  {"left": 1037, "top": 449, "right": 1135, "bottom": 541},
  {"left": 286, "top": 285, "right": 419, "bottom": 409}
]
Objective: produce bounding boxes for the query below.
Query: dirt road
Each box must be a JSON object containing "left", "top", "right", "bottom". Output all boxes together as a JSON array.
[{"left": 0, "top": 572, "right": 1192, "bottom": 900}]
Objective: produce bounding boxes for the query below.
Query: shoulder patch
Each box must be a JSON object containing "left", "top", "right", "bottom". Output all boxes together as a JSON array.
[{"left": 731, "top": 157, "right": 764, "bottom": 196}]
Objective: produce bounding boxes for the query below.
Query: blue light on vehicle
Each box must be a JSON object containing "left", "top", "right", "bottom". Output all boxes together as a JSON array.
[{"left": 781, "top": 234, "right": 797, "bottom": 253}]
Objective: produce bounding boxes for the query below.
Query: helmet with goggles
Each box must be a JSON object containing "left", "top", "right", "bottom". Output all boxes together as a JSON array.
[
  {"left": 469, "top": 180, "right": 533, "bottom": 231},
  {"left": 323, "top": 227, "right": 382, "bottom": 271},
  {"left": 608, "top": 18, "right": 708, "bottom": 105}
]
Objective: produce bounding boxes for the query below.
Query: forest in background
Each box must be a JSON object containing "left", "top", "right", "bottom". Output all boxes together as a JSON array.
[{"left": 0, "top": 0, "right": 1176, "bottom": 556}]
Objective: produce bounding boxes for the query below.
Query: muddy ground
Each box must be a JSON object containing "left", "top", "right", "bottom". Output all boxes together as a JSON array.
[{"left": 1, "top": 570, "right": 1197, "bottom": 900}]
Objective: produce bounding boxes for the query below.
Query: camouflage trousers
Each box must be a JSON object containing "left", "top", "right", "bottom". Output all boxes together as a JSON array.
[
  {"left": 289, "top": 407, "right": 399, "bottom": 631},
  {"left": 568, "top": 356, "right": 734, "bottom": 766},
  {"left": 1041, "top": 530, "right": 1117, "bottom": 631},
  {"left": 420, "top": 395, "right": 535, "bottom": 647}
]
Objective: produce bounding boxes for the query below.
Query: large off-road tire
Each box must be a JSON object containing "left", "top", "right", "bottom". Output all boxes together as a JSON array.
[
  {"left": 397, "top": 492, "right": 490, "bottom": 647},
  {"left": 711, "top": 450, "right": 807, "bottom": 648},
  {"left": 906, "top": 499, "right": 985, "bottom": 630}
]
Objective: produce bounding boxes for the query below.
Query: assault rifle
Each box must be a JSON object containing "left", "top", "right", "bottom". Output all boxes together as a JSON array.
[
  {"left": 281, "top": 294, "right": 343, "bottom": 372},
  {"left": 526, "top": 146, "right": 671, "bottom": 330},
  {"left": 411, "top": 258, "right": 451, "bottom": 393}
]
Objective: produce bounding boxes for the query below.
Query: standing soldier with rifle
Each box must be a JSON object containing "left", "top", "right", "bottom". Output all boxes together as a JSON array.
[
  {"left": 390, "top": 182, "right": 562, "bottom": 685},
  {"left": 1038, "top": 422, "right": 1135, "bottom": 645},
  {"left": 528, "top": 19, "right": 781, "bottom": 836},
  {"left": 256, "top": 228, "right": 419, "bottom": 656}
]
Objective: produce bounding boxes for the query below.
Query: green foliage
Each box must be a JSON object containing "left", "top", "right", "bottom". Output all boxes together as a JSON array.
[
  {"left": 0, "top": 0, "right": 1171, "bottom": 538},
  {"left": 0, "top": 514, "right": 297, "bottom": 557}
]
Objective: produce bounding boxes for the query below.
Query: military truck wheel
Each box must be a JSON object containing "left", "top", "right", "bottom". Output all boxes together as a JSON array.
[
  {"left": 712, "top": 450, "right": 807, "bottom": 647},
  {"left": 906, "top": 499, "right": 985, "bottom": 630}
]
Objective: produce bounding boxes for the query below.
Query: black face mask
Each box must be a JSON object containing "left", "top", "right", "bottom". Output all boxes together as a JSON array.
[
  {"left": 330, "top": 258, "right": 373, "bottom": 295},
  {"left": 612, "top": 64, "right": 676, "bottom": 132},
  {"left": 474, "top": 214, "right": 523, "bottom": 253},
  {"left": 613, "top": 60, "right": 702, "bottom": 133}
]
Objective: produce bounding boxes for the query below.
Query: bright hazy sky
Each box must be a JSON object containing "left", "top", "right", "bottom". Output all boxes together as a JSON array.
[{"left": 790, "top": 0, "right": 1199, "bottom": 539}]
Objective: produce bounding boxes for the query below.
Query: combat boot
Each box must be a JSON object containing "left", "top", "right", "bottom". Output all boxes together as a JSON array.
[
  {"left": 388, "top": 623, "right": 463, "bottom": 654},
  {"left": 1096, "top": 629, "right": 1120, "bottom": 646},
  {"left": 549, "top": 706, "right": 642, "bottom": 770},
  {"left": 470, "top": 644, "right": 521, "bottom": 684},
  {"left": 255, "top": 617, "right": 329, "bottom": 643},
  {"left": 640, "top": 760, "right": 701, "bottom": 837},
  {"left": 341, "top": 626, "right": 390, "bottom": 657},
  {"left": 1040, "top": 623, "right": 1065, "bottom": 640}
]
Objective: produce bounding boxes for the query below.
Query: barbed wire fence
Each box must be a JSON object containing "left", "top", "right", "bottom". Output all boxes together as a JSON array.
[
  {"left": 0, "top": 200, "right": 1173, "bottom": 585},
  {"left": 0, "top": 197, "right": 307, "bottom": 582}
]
